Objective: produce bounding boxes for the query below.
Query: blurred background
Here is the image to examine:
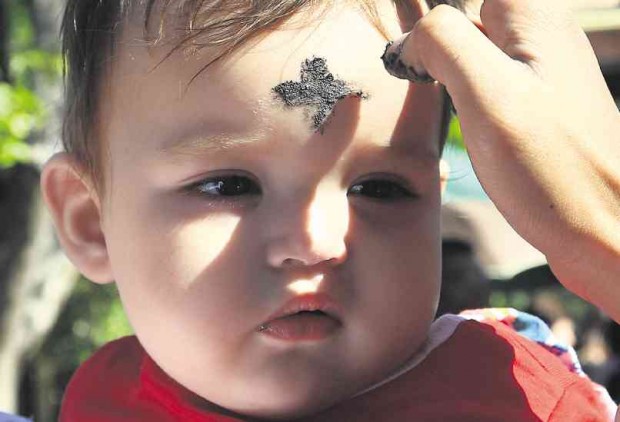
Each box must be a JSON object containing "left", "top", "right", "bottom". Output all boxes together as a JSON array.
[{"left": 0, "top": 0, "right": 619, "bottom": 420}]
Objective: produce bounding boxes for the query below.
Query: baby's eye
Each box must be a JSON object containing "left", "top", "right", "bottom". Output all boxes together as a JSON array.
[
  {"left": 192, "top": 175, "right": 261, "bottom": 197},
  {"left": 347, "top": 179, "right": 417, "bottom": 201}
]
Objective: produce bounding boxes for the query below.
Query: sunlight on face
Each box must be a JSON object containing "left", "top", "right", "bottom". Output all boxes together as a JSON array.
[
  {"left": 287, "top": 275, "right": 325, "bottom": 295},
  {"left": 175, "top": 215, "right": 242, "bottom": 289},
  {"left": 307, "top": 187, "right": 349, "bottom": 260}
]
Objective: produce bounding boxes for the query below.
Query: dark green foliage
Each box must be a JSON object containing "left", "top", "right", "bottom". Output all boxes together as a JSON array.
[{"left": 0, "top": 0, "right": 61, "bottom": 168}]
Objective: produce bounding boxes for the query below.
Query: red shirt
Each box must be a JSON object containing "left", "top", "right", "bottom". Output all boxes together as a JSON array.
[{"left": 60, "top": 318, "right": 611, "bottom": 421}]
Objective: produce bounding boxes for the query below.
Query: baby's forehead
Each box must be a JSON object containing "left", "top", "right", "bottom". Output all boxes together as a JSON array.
[
  {"left": 112, "top": 2, "right": 399, "bottom": 109},
  {"left": 102, "top": 1, "right": 443, "bottom": 163},
  {"left": 116, "top": 0, "right": 407, "bottom": 71}
]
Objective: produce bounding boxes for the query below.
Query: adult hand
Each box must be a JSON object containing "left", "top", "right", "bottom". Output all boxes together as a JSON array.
[{"left": 385, "top": 0, "right": 620, "bottom": 321}]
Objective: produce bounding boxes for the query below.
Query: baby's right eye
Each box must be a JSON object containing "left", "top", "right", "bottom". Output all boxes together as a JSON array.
[{"left": 191, "top": 175, "right": 262, "bottom": 198}]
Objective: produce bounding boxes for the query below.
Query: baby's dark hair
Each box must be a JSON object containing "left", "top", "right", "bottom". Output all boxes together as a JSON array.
[{"left": 61, "top": 0, "right": 460, "bottom": 189}]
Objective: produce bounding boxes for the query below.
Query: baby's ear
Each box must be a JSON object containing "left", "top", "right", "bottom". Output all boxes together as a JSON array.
[
  {"left": 440, "top": 159, "right": 450, "bottom": 194},
  {"left": 41, "top": 153, "right": 113, "bottom": 284}
]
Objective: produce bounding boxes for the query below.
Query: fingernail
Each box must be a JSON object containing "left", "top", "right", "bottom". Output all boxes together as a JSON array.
[{"left": 380, "top": 34, "right": 435, "bottom": 84}]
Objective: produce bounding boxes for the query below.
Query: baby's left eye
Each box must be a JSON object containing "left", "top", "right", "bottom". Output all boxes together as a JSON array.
[
  {"left": 347, "top": 179, "right": 417, "bottom": 201},
  {"left": 194, "top": 175, "right": 261, "bottom": 197}
]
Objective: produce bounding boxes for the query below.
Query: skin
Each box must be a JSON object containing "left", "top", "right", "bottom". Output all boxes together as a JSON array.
[
  {"left": 398, "top": 0, "right": 620, "bottom": 324},
  {"left": 42, "top": 1, "right": 448, "bottom": 419}
]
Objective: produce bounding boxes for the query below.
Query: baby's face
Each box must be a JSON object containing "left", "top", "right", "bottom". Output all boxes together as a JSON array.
[{"left": 98, "top": 1, "right": 444, "bottom": 419}]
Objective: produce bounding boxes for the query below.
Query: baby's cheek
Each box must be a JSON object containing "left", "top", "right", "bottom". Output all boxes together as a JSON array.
[
  {"left": 108, "top": 211, "right": 254, "bottom": 385},
  {"left": 164, "top": 214, "right": 243, "bottom": 289}
]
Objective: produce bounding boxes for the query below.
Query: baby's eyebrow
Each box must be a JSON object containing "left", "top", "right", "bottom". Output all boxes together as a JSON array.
[{"left": 157, "top": 130, "right": 267, "bottom": 157}]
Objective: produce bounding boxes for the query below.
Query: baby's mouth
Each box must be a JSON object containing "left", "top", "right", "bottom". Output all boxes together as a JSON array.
[
  {"left": 258, "top": 294, "right": 343, "bottom": 341},
  {"left": 258, "top": 311, "right": 342, "bottom": 341}
]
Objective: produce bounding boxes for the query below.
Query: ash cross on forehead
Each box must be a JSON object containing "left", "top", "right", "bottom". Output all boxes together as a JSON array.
[{"left": 272, "top": 57, "right": 369, "bottom": 133}]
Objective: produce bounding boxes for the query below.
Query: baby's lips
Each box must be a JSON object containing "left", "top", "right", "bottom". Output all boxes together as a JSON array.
[
  {"left": 380, "top": 32, "right": 435, "bottom": 84},
  {"left": 265, "top": 293, "right": 342, "bottom": 323}
]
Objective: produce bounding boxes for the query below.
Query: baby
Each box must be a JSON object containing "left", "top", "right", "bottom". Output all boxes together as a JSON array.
[{"left": 41, "top": 0, "right": 617, "bottom": 420}]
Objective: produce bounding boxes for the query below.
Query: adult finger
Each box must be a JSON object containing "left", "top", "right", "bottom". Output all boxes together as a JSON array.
[
  {"left": 478, "top": 0, "right": 575, "bottom": 62},
  {"left": 382, "top": 5, "right": 525, "bottom": 119}
]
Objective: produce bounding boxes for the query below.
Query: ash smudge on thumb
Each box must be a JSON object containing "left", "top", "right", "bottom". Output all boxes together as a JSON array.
[{"left": 272, "top": 57, "right": 369, "bottom": 132}]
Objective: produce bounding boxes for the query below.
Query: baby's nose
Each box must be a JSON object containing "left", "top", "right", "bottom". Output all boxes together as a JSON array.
[{"left": 265, "top": 190, "right": 349, "bottom": 269}]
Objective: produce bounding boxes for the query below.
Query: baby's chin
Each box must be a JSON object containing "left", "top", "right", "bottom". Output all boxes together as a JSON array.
[
  {"left": 228, "top": 394, "right": 342, "bottom": 421},
  {"left": 215, "top": 377, "right": 360, "bottom": 421}
]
